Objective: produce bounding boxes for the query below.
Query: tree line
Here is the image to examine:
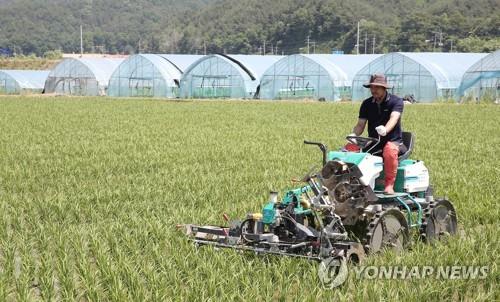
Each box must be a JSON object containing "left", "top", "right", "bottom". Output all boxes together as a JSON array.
[{"left": 0, "top": 0, "right": 498, "bottom": 56}]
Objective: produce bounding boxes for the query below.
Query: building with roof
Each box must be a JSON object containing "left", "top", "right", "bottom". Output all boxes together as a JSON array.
[
  {"left": 259, "top": 54, "right": 381, "bottom": 101},
  {"left": 107, "top": 54, "right": 202, "bottom": 98},
  {"left": 458, "top": 50, "right": 500, "bottom": 101},
  {"left": 179, "top": 54, "right": 283, "bottom": 99},
  {"left": 0, "top": 70, "right": 49, "bottom": 94},
  {"left": 351, "top": 52, "right": 486, "bottom": 102},
  {"left": 44, "top": 58, "right": 124, "bottom": 96}
]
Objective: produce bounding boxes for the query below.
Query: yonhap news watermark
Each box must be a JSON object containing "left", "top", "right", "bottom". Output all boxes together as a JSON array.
[
  {"left": 318, "top": 257, "right": 490, "bottom": 288},
  {"left": 351, "top": 265, "right": 489, "bottom": 280}
]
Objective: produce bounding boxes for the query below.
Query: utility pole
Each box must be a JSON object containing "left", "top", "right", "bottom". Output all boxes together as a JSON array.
[
  {"left": 312, "top": 42, "right": 316, "bottom": 54},
  {"left": 372, "top": 35, "right": 376, "bottom": 54},
  {"left": 356, "top": 21, "right": 360, "bottom": 54},
  {"left": 364, "top": 32, "right": 368, "bottom": 54},
  {"left": 431, "top": 30, "right": 444, "bottom": 51},
  {"left": 263, "top": 40, "right": 266, "bottom": 55},
  {"left": 204, "top": 42, "right": 207, "bottom": 55},
  {"left": 80, "top": 24, "right": 83, "bottom": 56},
  {"left": 306, "top": 35, "right": 310, "bottom": 54},
  {"left": 450, "top": 40, "right": 454, "bottom": 52},
  {"left": 433, "top": 32, "right": 437, "bottom": 52}
]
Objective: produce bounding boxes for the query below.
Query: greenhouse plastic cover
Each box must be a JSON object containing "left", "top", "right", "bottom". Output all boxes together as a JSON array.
[
  {"left": 459, "top": 50, "right": 500, "bottom": 94},
  {"left": 304, "top": 54, "right": 382, "bottom": 86},
  {"left": 225, "top": 55, "right": 284, "bottom": 80},
  {"left": 180, "top": 54, "right": 284, "bottom": 98},
  {"left": 0, "top": 70, "right": 50, "bottom": 89},
  {"left": 398, "top": 52, "right": 487, "bottom": 89},
  {"left": 136, "top": 54, "right": 203, "bottom": 80},
  {"left": 183, "top": 54, "right": 284, "bottom": 81},
  {"left": 159, "top": 54, "right": 204, "bottom": 72},
  {"left": 74, "top": 58, "right": 125, "bottom": 84}
]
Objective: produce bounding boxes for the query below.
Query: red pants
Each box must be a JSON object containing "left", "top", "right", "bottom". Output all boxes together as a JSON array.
[
  {"left": 344, "top": 141, "right": 399, "bottom": 191},
  {"left": 383, "top": 141, "right": 399, "bottom": 191}
]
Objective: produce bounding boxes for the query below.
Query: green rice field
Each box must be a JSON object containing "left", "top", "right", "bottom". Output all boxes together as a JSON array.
[{"left": 0, "top": 96, "right": 498, "bottom": 301}]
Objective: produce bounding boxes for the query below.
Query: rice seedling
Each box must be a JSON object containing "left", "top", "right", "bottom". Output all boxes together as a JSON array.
[{"left": 0, "top": 96, "right": 497, "bottom": 301}]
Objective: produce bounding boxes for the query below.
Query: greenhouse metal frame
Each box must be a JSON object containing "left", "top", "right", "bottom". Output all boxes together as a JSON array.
[
  {"left": 458, "top": 50, "right": 500, "bottom": 101},
  {"left": 0, "top": 70, "right": 49, "bottom": 94},
  {"left": 44, "top": 58, "right": 124, "bottom": 96},
  {"left": 179, "top": 54, "right": 283, "bottom": 99},
  {"left": 259, "top": 54, "right": 381, "bottom": 101},
  {"left": 107, "top": 54, "right": 202, "bottom": 98},
  {"left": 351, "top": 52, "right": 486, "bottom": 102}
]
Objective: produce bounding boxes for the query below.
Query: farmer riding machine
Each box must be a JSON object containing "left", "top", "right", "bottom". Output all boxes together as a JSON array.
[{"left": 179, "top": 132, "right": 458, "bottom": 262}]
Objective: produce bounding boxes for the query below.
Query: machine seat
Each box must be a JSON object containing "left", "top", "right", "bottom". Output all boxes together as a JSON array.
[{"left": 398, "top": 132, "right": 414, "bottom": 161}]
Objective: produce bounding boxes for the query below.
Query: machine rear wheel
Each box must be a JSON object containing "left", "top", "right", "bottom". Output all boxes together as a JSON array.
[
  {"left": 421, "top": 199, "right": 457, "bottom": 242},
  {"left": 363, "top": 208, "right": 409, "bottom": 254}
]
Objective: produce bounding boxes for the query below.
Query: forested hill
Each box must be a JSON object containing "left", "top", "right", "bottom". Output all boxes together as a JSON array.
[{"left": 0, "top": 0, "right": 498, "bottom": 56}]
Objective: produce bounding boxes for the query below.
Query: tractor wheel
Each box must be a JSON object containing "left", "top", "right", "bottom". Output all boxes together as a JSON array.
[
  {"left": 363, "top": 207, "right": 409, "bottom": 254},
  {"left": 420, "top": 199, "right": 457, "bottom": 243}
]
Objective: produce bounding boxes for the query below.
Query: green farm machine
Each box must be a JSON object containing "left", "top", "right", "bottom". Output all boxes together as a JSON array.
[{"left": 179, "top": 133, "right": 457, "bottom": 263}]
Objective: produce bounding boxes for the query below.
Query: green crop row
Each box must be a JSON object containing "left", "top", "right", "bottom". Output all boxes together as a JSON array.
[{"left": 0, "top": 97, "right": 498, "bottom": 301}]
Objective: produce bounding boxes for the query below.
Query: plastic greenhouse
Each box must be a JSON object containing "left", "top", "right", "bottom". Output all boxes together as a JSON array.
[
  {"left": 260, "top": 54, "right": 381, "bottom": 101},
  {"left": 107, "top": 54, "right": 203, "bottom": 97},
  {"left": 458, "top": 50, "right": 500, "bottom": 101},
  {"left": 44, "top": 58, "right": 124, "bottom": 96},
  {"left": 179, "top": 54, "right": 283, "bottom": 99},
  {"left": 0, "top": 70, "right": 49, "bottom": 94},
  {"left": 351, "top": 52, "right": 487, "bottom": 102}
]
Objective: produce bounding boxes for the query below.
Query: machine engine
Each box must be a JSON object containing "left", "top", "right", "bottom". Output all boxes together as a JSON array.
[{"left": 320, "top": 160, "right": 378, "bottom": 225}]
